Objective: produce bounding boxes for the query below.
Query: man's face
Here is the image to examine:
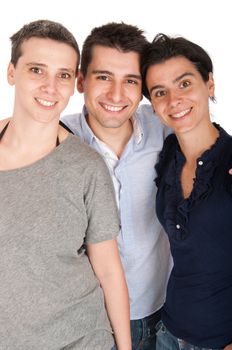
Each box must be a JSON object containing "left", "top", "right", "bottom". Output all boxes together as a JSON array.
[
  {"left": 78, "top": 45, "right": 142, "bottom": 134},
  {"left": 8, "top": 37, "right": 78, "bottom": 124}
]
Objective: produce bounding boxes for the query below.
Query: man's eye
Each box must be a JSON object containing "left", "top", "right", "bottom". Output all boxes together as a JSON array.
[
  {"left": 127, "top": 79, "right": 138, "bottom": 85},
  {"left": 97, "top": 75, "right": 109, "bottom": 81}
]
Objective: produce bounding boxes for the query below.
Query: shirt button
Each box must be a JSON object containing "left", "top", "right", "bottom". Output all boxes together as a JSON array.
[
  {"left": 176, "top": 224, "right": 180, "bottom": 229},
  {"left": 198, "top": 160, "right": 203, "bottom": 166}
]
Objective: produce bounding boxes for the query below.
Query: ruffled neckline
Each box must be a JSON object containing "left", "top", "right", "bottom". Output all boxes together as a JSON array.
[{"left": 155, "top": 123, "right": 230, "bottom": 240}]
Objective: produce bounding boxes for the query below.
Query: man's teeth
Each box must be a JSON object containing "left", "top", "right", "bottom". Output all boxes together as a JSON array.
[
  {"left": 36, "top": 98, "right": 56, "bottom": 107},
  {"left": 172, "top": 108, "right": 191, "bottom": 118},
  {"left": 103, "top": 104, "right": 124, "bottom": 112}
]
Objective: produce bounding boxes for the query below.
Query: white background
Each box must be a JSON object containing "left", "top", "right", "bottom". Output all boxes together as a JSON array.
[{"left": 0, "top": 0, "right": 231, "bottom": 133}]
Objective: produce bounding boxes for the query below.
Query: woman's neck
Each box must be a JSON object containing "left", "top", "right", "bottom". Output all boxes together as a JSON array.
[
  {"left": 0, "top": 116, "right": 68, "bottom": 171},
  {"left": 177, "top": 121, "right": 219, "bottom": 163}
]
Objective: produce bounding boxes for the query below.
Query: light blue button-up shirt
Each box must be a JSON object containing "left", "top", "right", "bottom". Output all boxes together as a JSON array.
[{"left": 61, "top": 104, "right": 172, "bottom": 320}]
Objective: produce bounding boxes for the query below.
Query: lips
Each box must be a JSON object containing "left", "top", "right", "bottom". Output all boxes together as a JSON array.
[
  {"left": 35, "top": 98, "right": 57, "bottom": 107},
  {"left": 170, "top": 107, "right": 192, "bottom": 119},
  {"left": 100, "top": 102, "right": 126, "bottom": 112}
]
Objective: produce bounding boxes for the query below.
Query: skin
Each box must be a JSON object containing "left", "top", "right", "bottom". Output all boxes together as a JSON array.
[
  {"left": 87, "top": 239, "right": 131, "bottom": 350},
  {"left": 146, "top": 56, "right": 218, "bottom": 198},
  {"left": 0, "top": 37, "right": 131, "bottom": 349},
  {"left": 76, "top": 45, "right": 145, "bottom": 348},
  {"left": 77, "top": 45, "right": 142, "bottom": 157},
  {"left": 8, "top": 37, "right": 77, "bottom": 126},
  {"left": 146, "top": 56, "right": 215, "bottom": 136},
  {"left": 0, "top": 37, "right": 77, "bottom": 170}
]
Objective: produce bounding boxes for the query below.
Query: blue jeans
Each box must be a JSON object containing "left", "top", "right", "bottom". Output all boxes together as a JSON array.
[
  {"left": 156, "top": 321, "right": 222, "bottom": 350},
  {"left": 112, "top": 309, "right": 161, "bottom": 350}
]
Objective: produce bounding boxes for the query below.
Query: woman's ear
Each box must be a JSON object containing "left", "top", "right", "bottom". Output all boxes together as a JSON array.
[
  {"left": 207, "top": 72, "right": 215, "bottom": 98},
  {"left": 7, "top": 62, "right": 15, "bottom": 86}
]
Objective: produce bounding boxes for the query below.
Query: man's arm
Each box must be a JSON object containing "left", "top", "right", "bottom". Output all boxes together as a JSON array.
[{"left": 87, "top": 239, "right": 131, "bottom": 350}]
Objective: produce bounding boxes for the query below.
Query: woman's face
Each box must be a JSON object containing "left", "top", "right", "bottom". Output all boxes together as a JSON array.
[
  {"left": 145, "top": 56, "right": 215, "bottom": 135},
  {"left": 7, "top": 37, "right": 78, "bottom": 125}
]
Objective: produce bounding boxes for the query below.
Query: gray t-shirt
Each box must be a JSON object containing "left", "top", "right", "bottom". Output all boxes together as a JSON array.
[{"left": 0, "top": 134, "right": 120, "bottom": 349}]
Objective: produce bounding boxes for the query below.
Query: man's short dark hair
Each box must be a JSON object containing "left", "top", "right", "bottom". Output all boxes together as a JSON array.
[
  {"left": 10, "top": 19, "right": 80, "bottom": 72},
  {"left": 141, "top": 33, "right": 214, "bottom": 101},
  {"left": 81, "top": 22, "right": 148, "bottom": 76}
]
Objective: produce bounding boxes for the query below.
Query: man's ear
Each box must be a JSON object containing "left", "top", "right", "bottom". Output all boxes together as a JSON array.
[
  {"left": 7, "top": 62, "right": 15, "bottom": 85},
  {"left": 77, "top": 71, "right": 85, "bottom": 93}
]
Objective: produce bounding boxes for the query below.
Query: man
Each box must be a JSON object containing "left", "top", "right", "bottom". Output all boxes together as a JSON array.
[
  {"left": 62, "top": 22, "right": 172, "bottom": 350},
  {"left": 0, "top": 20, "right": 131, "bottom": 349}
]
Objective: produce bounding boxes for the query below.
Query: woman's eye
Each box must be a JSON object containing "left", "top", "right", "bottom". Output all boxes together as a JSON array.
[
  {"left": 180, "top": 80, "right": 190, "bottom": 88},
  {"left": 31, "top": 67, "right": 42, "bottom": 74},
  {"left": 155, "top": 90, "right": 166, "bottom": 98},
  {"left": 59, "top": 73, "right": 71, "bottom": 79}
]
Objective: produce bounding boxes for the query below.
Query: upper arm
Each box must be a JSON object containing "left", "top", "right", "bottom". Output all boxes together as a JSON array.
[{"left": 84, "top": 159, "right": 120, "bottom": 244}]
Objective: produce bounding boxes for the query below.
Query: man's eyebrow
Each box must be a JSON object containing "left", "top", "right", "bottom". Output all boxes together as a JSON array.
[
  {"left": 149, "top": 72, "right": 195, "bottom": 96},
  {"left": 59, "top": 68, "right": 76, "bottom": 74},
  {"left": 126, "top": 74, "right": 141, "bottom": 80},
  {"left": 91, "top": 70, "right": 141, "bottom": 80},
  {"left": 91, "top": 70, "right": 113, "bottom": 76}
]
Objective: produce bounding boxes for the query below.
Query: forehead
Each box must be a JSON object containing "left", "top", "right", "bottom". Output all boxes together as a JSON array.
[
  {"left": 89, "top": 45, "right": 140, "bottom": 73},
  {"left": 147, "top": 56, "right": 200, "bottom": 83},
  {"left": 18, "top": 37, "right": 78, "bottom": 69}
]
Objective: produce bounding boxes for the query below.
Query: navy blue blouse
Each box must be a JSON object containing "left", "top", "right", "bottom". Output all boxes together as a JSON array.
[{"left": 156, "top": 124, "right": 232, "bottom": 348}]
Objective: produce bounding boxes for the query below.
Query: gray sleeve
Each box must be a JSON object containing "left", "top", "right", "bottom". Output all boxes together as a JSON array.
[{"left": 84, "top": 157, "right": 120, "bottom": 244}]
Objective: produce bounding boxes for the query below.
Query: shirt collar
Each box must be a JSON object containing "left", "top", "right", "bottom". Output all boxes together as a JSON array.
[
  {"left": 79, "top": 106, "right": 96, "bottom": 144},
  {"left": 131, "top": 114, "right": 143, "bottom": 144}
]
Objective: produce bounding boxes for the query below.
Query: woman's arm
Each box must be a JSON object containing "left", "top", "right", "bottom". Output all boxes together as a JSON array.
[{"left": 87, "top": 239, "right": 131, "bottom": 350}]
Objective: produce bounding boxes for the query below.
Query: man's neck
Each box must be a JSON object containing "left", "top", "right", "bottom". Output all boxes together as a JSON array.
[{"left": 88, "top": 118, "right": 133, "bottom": 158}]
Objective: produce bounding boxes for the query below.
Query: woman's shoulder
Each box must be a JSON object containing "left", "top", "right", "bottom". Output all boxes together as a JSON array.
[
  {"left": 160, "top": 133, "right": 178, "bottom": 162},
  {"left": 61, "top": 133, "right": 106, "bottom": 166},
  {"left": 0, "top": 117, "right": 11, "bottom": 132}
]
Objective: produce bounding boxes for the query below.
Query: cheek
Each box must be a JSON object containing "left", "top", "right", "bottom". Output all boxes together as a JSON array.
[
  {"left": 62, "top": 82, "right": 76, "bottom": 98},
  {"left": 127, "top": 86, "right": 141, "bottom": 102},
  {"left": 151, "top": 100, "right": 164, "bottom": 115},
  {"left": 86, "top": 82, "right": 102, "bottom": 98}
]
